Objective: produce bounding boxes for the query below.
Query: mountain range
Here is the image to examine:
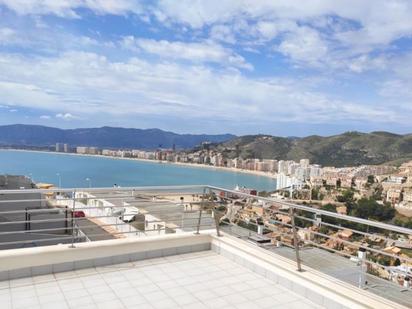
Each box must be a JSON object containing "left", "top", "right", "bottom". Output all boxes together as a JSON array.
[
  {"left": 0, "top": 124, "right": 235, "bottom": 150},
  {"left": 211, "top": 131, "right": 412, "bottom": 167},
  {"left": 1, "top": 125, "right": 412, "bottom": 167}
]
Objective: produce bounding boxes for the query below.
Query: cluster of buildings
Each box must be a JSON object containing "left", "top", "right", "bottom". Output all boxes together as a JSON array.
[
  {"left": 76, "top": 146, "right": 99, "bottom": 155},
  {"left": 66, "top": 145, "right": 412, "bottom": 212},
  {"left": 302, "top": 162, "right": 412, "bottom": 211},
  {"left": 276, "top": 159, "right": 322, "bottom": 190},
  {"left": 73, "top": 147, "right": 280, "bottom": 172},
  {"left": 379, "top": 162, "right": 412, "bottom": 214},
  {"left": 314, "top": 165, "right": 396, "bottom": 189},
  {"left": 227, "top": 194, "right": 412, "bottom": 289}
]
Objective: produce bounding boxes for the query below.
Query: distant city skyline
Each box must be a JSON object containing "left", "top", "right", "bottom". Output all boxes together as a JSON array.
[{"left": 1, "top": 1, "right": 412, "bottom": 136}]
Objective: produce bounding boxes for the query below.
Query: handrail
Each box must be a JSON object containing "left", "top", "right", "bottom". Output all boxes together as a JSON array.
[
  {"left": 0, "top": 184, "right": 208, "bottom": 194},
  {"left": 207, "top": 185, "right": 412, "bottom": 235}
]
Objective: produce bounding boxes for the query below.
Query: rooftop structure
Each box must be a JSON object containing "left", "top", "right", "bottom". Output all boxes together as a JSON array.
[{"left": 0, "top": 185, "right": 410, "bottom": 308}]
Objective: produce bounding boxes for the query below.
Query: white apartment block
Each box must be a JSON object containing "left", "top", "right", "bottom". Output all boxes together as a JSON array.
[
  {"left": 300, "top": 159, "right": 310, "bottom": 168},
  {"left": 76, "top": 146, "right": 89, "bottom": 154}
]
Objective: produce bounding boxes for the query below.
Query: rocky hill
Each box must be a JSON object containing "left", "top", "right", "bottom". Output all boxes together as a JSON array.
[{"left": 213, "top": 131, "right": 412, "bottom": 167}]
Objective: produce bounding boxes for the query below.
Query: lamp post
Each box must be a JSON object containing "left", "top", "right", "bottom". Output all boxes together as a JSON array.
[{"left": 85, "top": 177, "right": 91, "bottom": 188}]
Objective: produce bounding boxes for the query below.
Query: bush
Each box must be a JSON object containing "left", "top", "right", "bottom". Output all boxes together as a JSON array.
[{"left": 350, "top": 198, "right": 395, "bottom": 221}]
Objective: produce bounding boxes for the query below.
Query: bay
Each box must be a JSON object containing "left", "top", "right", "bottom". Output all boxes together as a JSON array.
[{"left": 0, "top": 150, "right": 276, "bottom": 191}]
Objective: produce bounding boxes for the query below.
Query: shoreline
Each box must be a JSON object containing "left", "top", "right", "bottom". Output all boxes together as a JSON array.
[{"left": 0, "top": 149, "right": 277, "bottom": 180}]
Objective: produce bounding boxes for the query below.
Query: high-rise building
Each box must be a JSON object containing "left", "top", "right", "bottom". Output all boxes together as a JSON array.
[
  {"left": 278, "top": 160, "right": 287, "bottom": 174},
  {"left": 300, "top": 159, "right": 310, "bottom": 168},
  {"left": 63, "top": 143, "right": 69, "bottom": 153},
  {"left": 310, "top": 164, "right": 322, "bottom": 177},
  {"left": 55, "top": 143, "right": 61, "bottom": 152}
]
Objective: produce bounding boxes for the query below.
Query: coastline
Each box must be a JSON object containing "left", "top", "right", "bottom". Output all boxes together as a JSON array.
[{"left": 0, "top": 149, "right": 277, "bottom": 180}]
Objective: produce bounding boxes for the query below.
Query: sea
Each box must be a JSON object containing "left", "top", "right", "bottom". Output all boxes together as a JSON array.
[{"left": 0, "top": 150, "right": 277, "bottom": 191}]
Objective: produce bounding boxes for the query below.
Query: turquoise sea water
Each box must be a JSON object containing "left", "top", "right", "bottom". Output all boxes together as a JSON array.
[{"left": 0, "top": 150, "right": 276, "bottom": 191}]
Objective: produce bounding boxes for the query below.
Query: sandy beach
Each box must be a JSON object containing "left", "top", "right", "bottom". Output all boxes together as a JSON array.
[{"left": 0, "top": 149, "right": 277, "bottom": 180}]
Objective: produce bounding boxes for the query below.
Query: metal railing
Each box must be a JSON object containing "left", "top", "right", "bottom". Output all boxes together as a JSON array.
[
  {"left": 0, "top": 185, "right": 217, "bottom": 249},
  {"left": 0, "top": 184, "right": 411, "bottom": 297},
  {"left": 205, "top": 185, "right": 412, "bottom": 301}
]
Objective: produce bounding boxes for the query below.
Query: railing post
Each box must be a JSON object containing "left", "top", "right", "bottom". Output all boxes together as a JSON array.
[
  {"left": 69, "top": 190, "right": 76, "bottom": 248},
  {"left": 289, "top": 207, "right": 302, "bottom": 271},
  {"left": 65, "top": 206, "right": 68, "bottom": 234},
  {"left": 195, "top": 187, "right": 206, "bottom": 234},
  {"left": 213, "top": 209, "right": 221, "bottom": 237},
  {"left": 358, "top": 248, "right": 367, "bottom": 288},
  {"left": 25, "top": 207, "right": 28, "bottom": 231},
  {"left": 209, "top": 188, "right": 222, "bottom": 237}
]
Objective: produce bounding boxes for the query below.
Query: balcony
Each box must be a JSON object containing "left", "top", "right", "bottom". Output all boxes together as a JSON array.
[{"left": 0, "top": 185, "right": 410, "bottom": 308}]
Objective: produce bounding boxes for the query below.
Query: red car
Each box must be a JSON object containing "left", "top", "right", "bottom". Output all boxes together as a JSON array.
[{"left": 73, "top": 210, "right": 86, "bottom": 218}]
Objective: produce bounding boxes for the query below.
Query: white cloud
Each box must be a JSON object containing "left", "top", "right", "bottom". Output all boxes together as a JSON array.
[
  {"left": 0, "top": 51, "right": 407, "bottom": 127},
  {"left": 40, "top": 115, "right": 51, "bottom": 119},
  {"left": 122, "top": 37, "right": 252, "bottom": 69},
  {"left": 378, "top": 52, "right": 412, "bottom": 100},
  {"left": 151, "top": 1, "right": 412, "bottom": 71},
  {"left": 209, "top": 25, "right": 236, "bottom": 44},
  {"left": 347, "top": 55, "right": 387, "bottom": 73},
  {"left": 277, "top": 26, "right": 329, "bottom": 67},
  {"left": 255, "top": 21, "right": 279, "bottom": 41},
  {"left": 3, "top": 1, "right": 412, "bottom": 55},
  {"left": 0, "top": 27, "right": 15, "bottom": 44},
  {"left": 0, "top": 0, "right": 142, "bottom": 17},
  {"left": 2, "top": 1, "right": 412, "bottom": 74},
  {"left": 56, "top": 113, "right": 76, "bottom": 120},
  {"left": 1, "top": 1, "right": 412, "bottom": 132}
]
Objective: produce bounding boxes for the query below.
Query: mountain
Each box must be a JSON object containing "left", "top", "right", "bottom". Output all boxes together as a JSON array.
[
  {"left": 211, "top": 131, "right": 412, "bottom": 167},
  {"left": 2, "top": 125, "right": 411, "bottom": 167},
  {"left": 0, "top": 124, "right": 235, "bottom": 150}
]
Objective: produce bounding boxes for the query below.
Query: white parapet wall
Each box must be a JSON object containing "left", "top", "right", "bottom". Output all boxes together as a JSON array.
[
  {"left": 0, "top": 231, "right": 213, "bottom": 280},
  {"left": 0, "top": 230, "right": 406, "bottom": 309}
]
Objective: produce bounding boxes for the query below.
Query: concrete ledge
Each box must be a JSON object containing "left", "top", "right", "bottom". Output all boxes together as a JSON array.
[
  {"left": 0, "top": 231, "right": 213, "bottom": 281},
  {"left": 0, "top": 230, "right": 406, "bottom": 309},
  {"left": 211, "top": 233, "right": 405, "bottom": 309}
]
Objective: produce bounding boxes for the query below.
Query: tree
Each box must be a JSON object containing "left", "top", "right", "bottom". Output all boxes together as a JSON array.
[
  {"left": 336, "top": 179, "right": 341, "bottom": 188},
  {"left": 258, "top": 191, "right": 269, "bottom": 197},
  {"left": 311, "top": 188, "right": 318, "bottom": 200},
  {"left": 321, "top": 203, "right": 337, "bottom": 213},
  {"left": 321, "top": 203, "right": 338, "bottom": 225},
  {"left": 367, "top": 175, "right": 375, "bottom": 184},
  {"left": 337, "top": 190, "right": 354, "bottom": 203},
  {"left": 379, "top": 255, "right": 391, "bottom": 266},
  {"left": 350, "top": 198, "right": 395, "bottom": 221}
]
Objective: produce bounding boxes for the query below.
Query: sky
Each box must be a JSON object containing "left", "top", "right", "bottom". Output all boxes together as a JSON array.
[{"left": 0, "top": 1, "right": 412, "bottom": 136}]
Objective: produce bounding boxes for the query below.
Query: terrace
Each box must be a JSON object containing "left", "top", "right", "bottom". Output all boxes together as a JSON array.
[{"left": 0, "top": 185, "right": 411, "bottom": 308}]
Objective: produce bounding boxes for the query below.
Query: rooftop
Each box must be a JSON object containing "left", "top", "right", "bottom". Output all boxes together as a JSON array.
[
  {"left": 0, "top": 185, "right": 410, "bottom": 309},
  {"left": 1, "top": 250, "right": 321, "bottom": 309}
]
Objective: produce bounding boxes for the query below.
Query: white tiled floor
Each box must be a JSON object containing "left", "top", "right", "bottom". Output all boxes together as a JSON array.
[{"left": 0, "top": 251, "right": 323, "bottom": 309}]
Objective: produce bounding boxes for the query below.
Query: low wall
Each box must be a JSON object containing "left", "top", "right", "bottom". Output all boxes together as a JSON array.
[{"left": 0, "top": 231, "right": 212, "bottom": 281}]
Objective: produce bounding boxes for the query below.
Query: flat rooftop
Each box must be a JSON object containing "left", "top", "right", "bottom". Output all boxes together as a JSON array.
[
  {"left": 0, "top": 251, "right": 321, "bottom": 309},
  {"left": 0, "top": 185, "right": 409, "bottom": 308}
]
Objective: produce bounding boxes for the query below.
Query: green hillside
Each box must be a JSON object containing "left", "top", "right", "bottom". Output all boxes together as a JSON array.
[{"left": 212, "top": 131, "right": 412, "bottom": 167}]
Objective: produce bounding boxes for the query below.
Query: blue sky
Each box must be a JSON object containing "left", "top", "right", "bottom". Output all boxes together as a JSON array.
[{"left": 1, "top": 1, "right": 412, "bottom": 136}]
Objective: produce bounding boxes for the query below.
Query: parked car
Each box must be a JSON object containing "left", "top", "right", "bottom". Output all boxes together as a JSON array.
[{"left": 73, "top": 210, "right": 86, "bottom": 218}]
